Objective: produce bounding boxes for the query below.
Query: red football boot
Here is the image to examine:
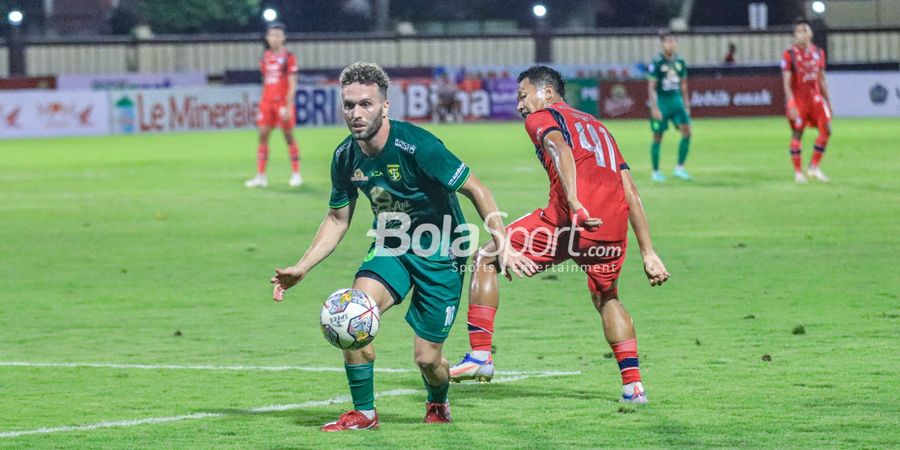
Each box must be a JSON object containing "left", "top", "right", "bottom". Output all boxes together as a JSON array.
[
  {"left": 423, "top": 402, "right": 451, "bottom": 424},
  {"left": 321, "top": 410, "right": 379, "bottom": 432}
]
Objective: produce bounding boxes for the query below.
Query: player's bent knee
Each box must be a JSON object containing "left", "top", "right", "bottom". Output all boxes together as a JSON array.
[
  {"left": 591, "top": 288, "right": 620, "bottom": 309},
  {"left": 413, "top": 350, "right": 441, "bottom": 372}
]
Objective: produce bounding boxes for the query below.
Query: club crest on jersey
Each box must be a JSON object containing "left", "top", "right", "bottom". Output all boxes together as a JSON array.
[
  {"left": 387, "top": 164, "right": 402, "bottom": 182},
  {"left": 351, "top": 169, "right": 368, "bottom": 183}
]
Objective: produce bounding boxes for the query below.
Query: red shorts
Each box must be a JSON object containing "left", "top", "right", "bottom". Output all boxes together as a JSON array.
[
  {"left": 787, "top": 97, "right": 831, "bottom": 131},
  {"left": 257, "top": 100, "right": 295, "bottom": 130},
  {"left": 507, "top": 208, "right": 627, "bottom": 295}
]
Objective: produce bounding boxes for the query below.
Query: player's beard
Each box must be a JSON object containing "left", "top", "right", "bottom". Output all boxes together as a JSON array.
[{"left": 351, "top": 112, "right": 383, "bottom": 141}]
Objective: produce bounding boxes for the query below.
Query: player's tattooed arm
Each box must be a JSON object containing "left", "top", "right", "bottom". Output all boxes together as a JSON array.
[
  {"left": 543, "top": 130, "right": 601, "bottom": 231},
  {"left": 648, "top": 79, "right": 662, "bottom": 120},
  {"left": 271, "top": 200, "right": 357, "bottom": 298},
  {"left": 621, "top": 170, "right": 669, "bottom": 287},
  {"left": 458, "top": 174, "right": 538, "bottom": 279},
  {"left": 681, "top": 78, "right": 690, "bottom": 115}
]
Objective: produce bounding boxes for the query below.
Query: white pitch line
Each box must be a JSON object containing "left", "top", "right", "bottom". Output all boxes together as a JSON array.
[
  {"left": 0, "top": 361, "right": 580, "bottom": 377},
  {"left": 0, "top": 372, "right": 577, "bottom": 439}
]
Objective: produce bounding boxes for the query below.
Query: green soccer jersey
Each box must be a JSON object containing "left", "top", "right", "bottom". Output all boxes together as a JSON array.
[
  {"left": 329, "top": 119, "right": 471, "bottom": 259},
  {"left": 648, "top": 53, "right": 688, "bottom": 98}
]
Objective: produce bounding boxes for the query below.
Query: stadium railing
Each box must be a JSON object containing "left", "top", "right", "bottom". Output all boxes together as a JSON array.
[{"left": 1, "top": 27, "right": 898, "bottom": 78}]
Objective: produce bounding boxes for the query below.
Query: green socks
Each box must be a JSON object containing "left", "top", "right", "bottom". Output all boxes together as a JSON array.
[
  {"left": 422, "top": 375, "right": 449, "bottom": 404},
  {"left": 651, "top": 141, "right": 661, "bottom": 171},
  {"left": 678, "top": 136, "right": 691, "bottom": 165},
  {"left": 345, "top": 362, "right": 375, "bottom": 411}
]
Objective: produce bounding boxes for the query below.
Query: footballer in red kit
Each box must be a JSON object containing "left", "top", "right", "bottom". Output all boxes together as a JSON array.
[
  {"left": 450, "top": 66, "right": 670, "bottom": 404},
  {"left": 245, "top": 22, "right": 303, "bottom": 188},
  {"left": 781, "top": 19, "right": 832, "bottom": 183}
]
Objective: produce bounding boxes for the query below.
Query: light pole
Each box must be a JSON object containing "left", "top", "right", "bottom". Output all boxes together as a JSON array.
[
  {"left": 7, "top": 10, "right": 26, "bottom": 76},
  {"left": 533, "top": 4, "right": 551, "bottom": 63}
]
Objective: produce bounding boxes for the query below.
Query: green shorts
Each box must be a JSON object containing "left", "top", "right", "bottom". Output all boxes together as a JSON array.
[
  {"left": 356, "top": 245, "right": 466, "bottom": 344},
  {"left": 650, "top": 97, "right": 691, "bottom": 133}
]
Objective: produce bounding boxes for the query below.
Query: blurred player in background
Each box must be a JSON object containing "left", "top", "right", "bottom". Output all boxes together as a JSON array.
[
  {"left": 245, "top": 22, "right": 302, "bottom": 188},
  {"left": 647, "top": 32, "right": 692, "bottom": 182},
  {"left": 450, "top": 66, "right": 670, "bottom": 404},
  {"left": 782, "top": 19, "right": 832, "bottom": 183}
]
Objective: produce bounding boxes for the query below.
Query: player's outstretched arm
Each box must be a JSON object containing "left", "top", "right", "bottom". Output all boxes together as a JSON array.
[
  {"left": 457, "top": 174, "right": 538, "bottom": 279},
  {"left": 543, "top": 131, "right": 601, "bottom": 230},
  {"left": 621, "top": 170, "right": 670, "bottom": 287},
  {"left": 271, "top": 200, "right": 356, "bottom": 300}
]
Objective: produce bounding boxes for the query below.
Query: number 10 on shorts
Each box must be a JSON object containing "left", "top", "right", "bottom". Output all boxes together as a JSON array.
[{"left": 444, "top": 306, "right": 456, "bottom": 327}]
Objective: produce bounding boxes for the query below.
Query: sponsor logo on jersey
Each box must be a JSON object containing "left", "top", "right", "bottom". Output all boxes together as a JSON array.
[
  {"left": 448, "top": 163, "right": 467, "bottom": 187},
  {"left": 336, "top": 140, "right": 352, "bottom": 157},
  {"left": 394, "top": 138, "right": 417, "bottom": 154},
  {"left": 351, "top": 168, "right": 368, "bottom": 182},
  {"left": 387, "top": 164, "right": 402, "bottom": 181}
]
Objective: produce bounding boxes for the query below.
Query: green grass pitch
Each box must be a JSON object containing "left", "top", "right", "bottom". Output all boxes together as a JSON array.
[{"left": 1, "top": 117, "right": 898, "bottom": 448}]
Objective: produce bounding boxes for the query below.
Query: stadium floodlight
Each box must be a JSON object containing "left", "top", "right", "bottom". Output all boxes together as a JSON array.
[
  {"left": 262, "top": 8, "right": 278, "bottom": 22},
  {"left": 811, "top": 1, "right": 826, "bottom": 14},
  {"left": 533, "top": 4, "right": 547, "bottom": 18},
  {"left": 7, "top": 9, "right": 24, "bottom": 26}
]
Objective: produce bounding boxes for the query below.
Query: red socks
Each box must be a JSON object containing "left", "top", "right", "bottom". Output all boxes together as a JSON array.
[
  {"left": 790, "top": 138, "right": 802, "bottom": 173},
  {"left": 611, "top": 338, "right": 642, "bottom": 385},
  {"left": 289, "top": 142, "right": 300, "bottom": 173},
  {"left": 256, "top": 144, "right": 269, "bottom": 174},
  {"left": 467, "top": 305, "right": 496, "bottom": 352}
]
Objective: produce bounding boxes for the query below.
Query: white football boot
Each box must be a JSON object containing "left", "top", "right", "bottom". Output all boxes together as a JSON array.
[
  {"left": 449, "top": 353, "right": 494, "bottom": 383},
  {"left": 245, "top": 174, "right": 268, "bottom": 188},
  {"left": 806, "top": 166, "right": 830, "bottom": 182},
  {"left": 289, "top": 172, "right": 303, "bottom": 187}
]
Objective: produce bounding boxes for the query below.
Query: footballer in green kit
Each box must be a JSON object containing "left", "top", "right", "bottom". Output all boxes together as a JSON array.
[
  {"left": 647, "top": 31, "right": 693, "bottom": 182},
  {"left": 271, "top": 62, "right": 526, "bottom": 431}
]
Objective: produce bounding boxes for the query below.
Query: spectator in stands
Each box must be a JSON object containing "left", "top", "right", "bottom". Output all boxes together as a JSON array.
[
  {"left": 434, "top": 73, "right": 462, "bottom": 123},
  {"left": 724, "top": 43, "right": 737, "bottom": 64}
]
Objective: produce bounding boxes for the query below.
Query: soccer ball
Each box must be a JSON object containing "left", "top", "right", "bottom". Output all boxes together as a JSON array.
[{"left": 320, "top": 288, "right": 380, "bottom": 350}]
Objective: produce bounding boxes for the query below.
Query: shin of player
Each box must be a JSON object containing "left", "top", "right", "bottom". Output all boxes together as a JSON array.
[
  {"left": 271, "top": 62, "right": 519, "bottom": 431},
  {"left": 782, "top": 19, "right": 832, "bottom": 183},
  {"left": 246, "top": 22, "right": 303, "bottom": 188},
  {"left": 648, "top": 31, "right": 692, "bottom": 182},
  {"left": 453, "top": 66, "right": 669, "bottom": 404}
]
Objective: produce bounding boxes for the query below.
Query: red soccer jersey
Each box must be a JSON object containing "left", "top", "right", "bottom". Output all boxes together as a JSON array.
[
  {"left": 781, "top": 44, "right": 825, "bottom": 104},
  {"left": 524, "top": 101, "right": 630, "bottom": 241},
  {"left": 260, "top": 49, "right": 298, "bottom": 103}
]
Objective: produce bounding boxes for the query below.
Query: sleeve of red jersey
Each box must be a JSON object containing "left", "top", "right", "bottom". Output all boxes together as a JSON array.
[
  {"left": 288, "top": 53, "right": 299, "bottom": 74},
  {"left": 819, "top": 48, "right": 826, "bottom": 69},
  {"left": 524, "top": 110, "right": 561, "bottom": 147},
  {"left": 610, "top": 132, "right": 630, "bottom": 171},
  {"left": 780, "top": 49, "right": 792, "bottom": 73}
]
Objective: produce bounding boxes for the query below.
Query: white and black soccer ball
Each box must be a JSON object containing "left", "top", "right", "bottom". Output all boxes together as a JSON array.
[{"left": 320, "top": 288, "right": 380, "bottom": 350}]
